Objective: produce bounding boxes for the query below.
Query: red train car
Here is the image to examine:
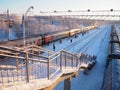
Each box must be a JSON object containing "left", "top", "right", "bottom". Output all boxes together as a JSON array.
[{"left": 2, "top": 25, "right": 97, "bottom": 47}]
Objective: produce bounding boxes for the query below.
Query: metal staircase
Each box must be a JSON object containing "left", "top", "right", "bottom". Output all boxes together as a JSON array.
[{"left": 0, "top": 45, "right": 94, "bottom": 89}]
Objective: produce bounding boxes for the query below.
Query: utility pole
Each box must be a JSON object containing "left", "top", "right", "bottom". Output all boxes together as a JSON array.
[
  {"left": 1, "top": 14, "right": 4, "bottom": 29},
  {"left": 22, "top": 6, "right": 34, "bottom": 47},
  {"left": 7, "top": 9, "right": 10, "bottom": 40}
]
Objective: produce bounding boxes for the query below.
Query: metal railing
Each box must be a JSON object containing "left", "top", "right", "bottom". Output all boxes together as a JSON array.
[{"left": 0, "top": 45, "right": 92, "bottom": 87}]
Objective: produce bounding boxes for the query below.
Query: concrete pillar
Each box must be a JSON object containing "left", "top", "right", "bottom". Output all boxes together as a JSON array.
[{"left": 64, "top": 78, "right": 71, "bottom": 90}]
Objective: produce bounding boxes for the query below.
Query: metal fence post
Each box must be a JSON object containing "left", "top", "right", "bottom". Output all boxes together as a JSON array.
[
  {"left": 72, "top": 55, "right": 74, "bottom": 68},
  {"left": 60, "top": 51, "right": 62, "bottom": 70},
  {"left": 26, "top": 52, "right": 30, "bottom": 82},
  {"left": 16, "top": 53, "right": 19, "bottom": 80},
  {"left": 48, "top": 51, "right": 49, "bottom": 57},
  {"left": 48, "top": 58, "right": 50, "bottom": 79},
  {"left": 32, "top": 48, "right": 34, "bottom": 59},
  {"left": 16, "top": 53, "right": 18, "bottom": 70},
  {"left": 56, "top": 54, "right": 58, "bottom": 65},
  {"left": 65, "top": 53, "right": 66, "bottom": 68},
  {"left": 76, "top": 56, "right": 78, "bottom": 67}
]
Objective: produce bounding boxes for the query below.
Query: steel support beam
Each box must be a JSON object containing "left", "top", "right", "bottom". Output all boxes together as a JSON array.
[{"left": 64, "top": 78, "right": 71, "bottom": 90}]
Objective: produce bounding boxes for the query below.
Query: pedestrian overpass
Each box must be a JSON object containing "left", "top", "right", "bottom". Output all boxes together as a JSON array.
[{"left": 0, "top": 45, "right": 94, "bottom": 90}]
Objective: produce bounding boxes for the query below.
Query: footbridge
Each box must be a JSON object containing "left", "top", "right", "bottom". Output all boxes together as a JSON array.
[{"left": 0, "top": 45, "right": 95, "bottom": 90}]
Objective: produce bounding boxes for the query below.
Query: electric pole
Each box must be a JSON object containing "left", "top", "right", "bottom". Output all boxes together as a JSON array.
[{"left": 7, "top": 9, "right": 10, "bottom": 40}]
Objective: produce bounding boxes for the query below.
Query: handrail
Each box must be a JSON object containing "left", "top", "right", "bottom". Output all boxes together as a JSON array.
[
  {"left": 0, "top": 45, "right": 54, "bottom": 59},
  {"left": 0, "top": 50, "right": 18, "bottom": 55},
  {"left": 33, "top": 48, "right": 55, "bottom": 55},
  {"left": 0, "top": 54, "right": 48, "bottom": 63},
  {"left": 29, "top": 52, "right": 49, "bottom": 59},
  {"left": 0, "top": 49, "right": 49, "bottom": 60},
  {"left": 29, "top": 58, "right": 48, "bottom": 63},
  {"left": 49, "top": 52, "right": 59, "bottom": 59},
  {"left": 0, "top": 45, "right": 26, "bottom": 53},
  {"left": 0, "top": 65, "right": 17, "bottom": 69},
  {"left": 32, "top": 45, "right": 56, "bottom": 54},
  {"left": 50, "top": 54, "right": 60, "bottom": 62},
  {"left": 61, "top": 50, "right": 77, "bottom": 57},
  {"left": 0, "top": 45, "right": 93, "bottom": 88},
  {"left": 0, "top": 53, "right": 25, "bottom": 60},
  {"left": 0, "top": 45, "right": 55, "bottom": 55}
]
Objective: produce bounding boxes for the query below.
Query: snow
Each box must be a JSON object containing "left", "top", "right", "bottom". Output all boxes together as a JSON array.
[
  {"left": 0, "top": 30, "right": 8, "bottom": 42},
  {"left": 1, "top": 24, "right": 112, "bottom": 90},
  {"left": 9, "top": 29, "right": 17, "bottom": 40},
  {"left": 54, "top": 24, "right": 111, "bottom": 90},
  {"left": 70, "top": 26, "right": 111, "bottom": 90},
  {"left": 44, "top": 25, "right": 106, "bottom": 53}
]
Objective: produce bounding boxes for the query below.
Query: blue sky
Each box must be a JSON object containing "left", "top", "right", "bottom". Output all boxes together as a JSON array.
[{"left": 0, "top": 0, "right": 120, "bottom": 15}]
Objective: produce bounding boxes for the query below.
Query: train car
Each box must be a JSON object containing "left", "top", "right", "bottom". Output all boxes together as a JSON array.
[
  {"left": 2, "top": 25, "right": 97, "bottom": 47},
  {"left": 44, "top": 30, "right": 69, "bottom": 44},
  {"left": 52, "top": 31, "right": 69, "bottom": 40},
  {"left": 35, "top": 37, "right": 42, "bottom": 46},
  {"left": 4, "top": 36, "right": 42, "bottom": 47},
  {"left": 70, "top": 28, "right": 82, "bottom": 36},
  {"left": 102, "top": 25, "right": 120, "bottom": 90},
  {"left": 45, "top": 35, "right": 54, "bottom": 44}
]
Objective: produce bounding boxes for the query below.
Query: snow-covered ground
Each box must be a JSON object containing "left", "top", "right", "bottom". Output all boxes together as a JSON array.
[
  {"left": 44, "top": 25, "right": 107, "bottom": 52},
  {"left": 53, "top": 24, "right": 111, "bottom": 90},
  {"left": 0, "top": 30, "right": 8, "bottom": 42},
  {"left": 70, "top": 25, "right": 111, "bottom": 90},
  {"left": 0, "top": 24, "right": 112, "bottom": 90}
]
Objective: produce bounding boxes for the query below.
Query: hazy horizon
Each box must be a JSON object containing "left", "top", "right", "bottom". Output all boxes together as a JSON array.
[{"left": 0, "top": 0, "right": 120, "bottom": 15}]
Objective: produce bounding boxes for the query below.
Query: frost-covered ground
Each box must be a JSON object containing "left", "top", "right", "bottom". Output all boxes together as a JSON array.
[
  {"left": 1, "top": 24, "right": 112, "bottom": 90},
  {"left": 47, "top": 24, "right": 111, "bottom": 90},
  {"left": 44, "top": 25, "right": 108, "bottom": 52},
  {"left": 0, "top": 30, "right": 8, "bottom": 42},
  {"left": 70, "top": 25, "right": 111, "bottom": 90},
  {"left": 0, "top": 29, "right": 18, "bottom": 42}
]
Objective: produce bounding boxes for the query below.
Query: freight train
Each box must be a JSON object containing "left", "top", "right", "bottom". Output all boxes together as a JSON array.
[
  {"left": 2, "top": 25, "right": 97, "bottom": 47},
  {"left": 102, "top": 25, "right": 120, "bottom": 90}
]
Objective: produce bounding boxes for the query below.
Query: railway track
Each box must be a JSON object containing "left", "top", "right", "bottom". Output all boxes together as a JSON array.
[
  {"left": 63, "top": 29, "right": 98, "bottom": 51},
  {"left": 64, "top": 25, "right": 109, "bottom": 53},
  {"left": 79, "top": 26, "right": 110, "bottom": 53}
]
